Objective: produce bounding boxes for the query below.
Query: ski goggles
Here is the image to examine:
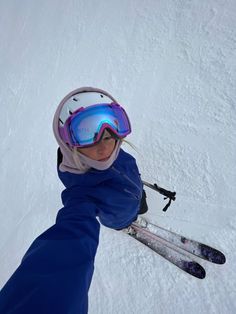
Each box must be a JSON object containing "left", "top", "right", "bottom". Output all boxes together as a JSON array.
[{"left": 59, "top": 103, "right": 131, "bottom": 148}]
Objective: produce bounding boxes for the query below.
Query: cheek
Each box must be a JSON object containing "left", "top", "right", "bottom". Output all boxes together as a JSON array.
[{"left": 108, "top": 140, "right": 116, "bottom": 152}]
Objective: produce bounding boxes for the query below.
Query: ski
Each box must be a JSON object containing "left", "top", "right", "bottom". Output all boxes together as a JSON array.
[
  {"left": 132, "top": 217, "right": 226, "bottom": 265},
  {"left": 125, "top": 224, "right": 206, "bottom": 279}
]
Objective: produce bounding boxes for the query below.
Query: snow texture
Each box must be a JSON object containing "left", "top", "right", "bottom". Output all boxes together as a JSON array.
[{"left": 0, "top": 0, "right": 235, "bottom": 313}]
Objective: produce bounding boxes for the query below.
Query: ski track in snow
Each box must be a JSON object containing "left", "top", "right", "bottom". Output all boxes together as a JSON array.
[{"left": 0, "top": 0, "right": 236, "bottom": 313}]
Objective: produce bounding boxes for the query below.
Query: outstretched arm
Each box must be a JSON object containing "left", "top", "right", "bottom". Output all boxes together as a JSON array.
[{"left": 0, "top": 151, "right": 100, "bottom": 314}]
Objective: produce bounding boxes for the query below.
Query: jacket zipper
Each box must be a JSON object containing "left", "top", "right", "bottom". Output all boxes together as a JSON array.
[{"left": 111, "top": 166, "right": 142, "bottom": 199}]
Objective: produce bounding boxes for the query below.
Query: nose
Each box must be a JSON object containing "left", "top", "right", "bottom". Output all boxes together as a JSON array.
[{"left": 97, "top": 140, "right": 107, "bottom": 153}]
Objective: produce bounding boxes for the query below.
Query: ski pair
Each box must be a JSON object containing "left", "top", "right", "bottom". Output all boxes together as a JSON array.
[{"left": 124, "top": 217, "right": 226, "bottom": 279}]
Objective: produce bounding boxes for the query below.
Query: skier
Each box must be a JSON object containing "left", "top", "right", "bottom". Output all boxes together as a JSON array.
[{"left": 0, "top": 87, "right": 148, "bottom": 314}]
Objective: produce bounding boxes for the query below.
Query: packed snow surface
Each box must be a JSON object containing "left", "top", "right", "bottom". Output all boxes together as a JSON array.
[{"left": 0, "top": 1, "right": 235, "bottom": 313}]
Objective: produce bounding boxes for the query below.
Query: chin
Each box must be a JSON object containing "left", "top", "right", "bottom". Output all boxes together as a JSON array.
[{"left": 98, "top": 157, "right": 110, "bottom": 162}]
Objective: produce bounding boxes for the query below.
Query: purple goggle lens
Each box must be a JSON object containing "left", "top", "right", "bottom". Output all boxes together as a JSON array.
[{"left": 60, "top": 103, "right": 131, "bottom": 147}]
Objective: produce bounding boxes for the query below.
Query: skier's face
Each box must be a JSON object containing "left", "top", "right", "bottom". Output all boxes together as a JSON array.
[{"left": 77, "top": 129, "right": 117, "bottom": 161}]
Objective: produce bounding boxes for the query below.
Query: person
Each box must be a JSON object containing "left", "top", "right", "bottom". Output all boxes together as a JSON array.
[{"left": 0, "top": 87, "right": 148, "bottom": 314}]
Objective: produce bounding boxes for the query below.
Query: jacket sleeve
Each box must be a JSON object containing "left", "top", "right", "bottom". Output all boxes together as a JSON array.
[{"left": 0, "top": 171, "right": 100, "bottom": 314}]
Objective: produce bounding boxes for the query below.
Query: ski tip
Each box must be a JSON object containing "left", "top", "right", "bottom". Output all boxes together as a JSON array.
[
  {"left": 182, "top": 261, "right": 206, "bottom": 279},
  {"left": 214, "top": 251, "right": 226, "bottom": 265},
  {"left": 200, "top": 244, "right": 226, "bottom": 264},
  {"left": 220, "top": 254, "right": 226, "bottom": 264}
]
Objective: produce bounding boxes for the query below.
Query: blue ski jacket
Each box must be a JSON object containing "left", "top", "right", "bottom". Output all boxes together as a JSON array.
[{"left": 0, "top": 149, "right": 142, "bottom": 314}]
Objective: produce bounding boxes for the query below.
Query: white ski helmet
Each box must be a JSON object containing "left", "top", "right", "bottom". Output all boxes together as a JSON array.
[{"left": 59, "top": 87, "right": 117, "bottom": 126}]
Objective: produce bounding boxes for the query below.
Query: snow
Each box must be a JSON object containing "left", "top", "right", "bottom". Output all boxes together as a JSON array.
[{"left": 0, "top": 0, "right": 236, "bottom": 313}]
